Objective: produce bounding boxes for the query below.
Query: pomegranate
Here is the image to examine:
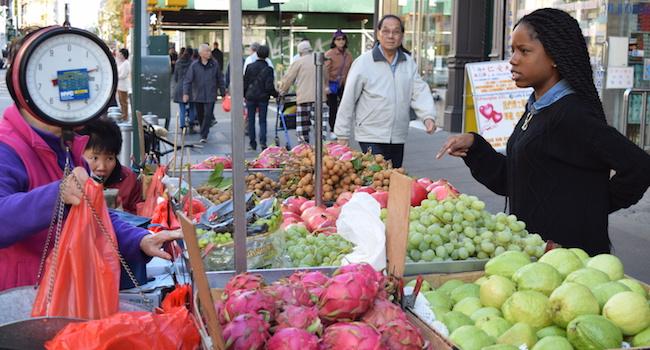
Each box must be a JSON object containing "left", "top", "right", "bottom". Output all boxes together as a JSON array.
[
  {"left": 410, "top": 182, "right": 428, "bottom": 206},
  {"left": 322, "top": 322, "right": 385, "bottom": 350},
  {"left": 267, "top": 328, "right": 320, "bottom": 350},
  {"left": 275, "top": 305, "right": 323, "bottom": 334},
  {"left": 223, "top": 313, "right": 270, "bottom": 350}
]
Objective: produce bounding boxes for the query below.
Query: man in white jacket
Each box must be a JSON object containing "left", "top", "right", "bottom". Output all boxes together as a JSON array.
[{"left": 334, "top": 15, "right": 436, "bottom": 168}]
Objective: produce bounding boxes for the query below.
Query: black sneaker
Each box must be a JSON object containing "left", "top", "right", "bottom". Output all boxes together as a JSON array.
[
  {"left": 248, "top": 144, "right": 257, "bottom": 151},
  {"left": 210, "top": 119, "right": 218, "bottom": 127}
]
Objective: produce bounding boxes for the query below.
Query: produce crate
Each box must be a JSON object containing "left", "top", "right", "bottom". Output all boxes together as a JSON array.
[
  {"left": 406, "top": 271, "right": 650, "bottom": 350},
  {"left": 168, "top": 168, "right": 282, "bottom": 186},
  {"left": 404, "top": 259, "right": 488, "bottom": 275}
]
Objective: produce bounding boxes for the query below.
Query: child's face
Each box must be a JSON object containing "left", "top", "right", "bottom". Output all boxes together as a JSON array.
[{"left": 83, "top": 149, "right": 117, "bottom": 180}]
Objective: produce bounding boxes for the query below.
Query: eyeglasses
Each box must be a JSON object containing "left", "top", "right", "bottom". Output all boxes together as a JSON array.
[{"left": 380, "top": 30, "right": 402, "bottom": 38}]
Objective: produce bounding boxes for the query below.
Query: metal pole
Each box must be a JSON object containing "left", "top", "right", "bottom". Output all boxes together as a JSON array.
[
  {"left": 229, "top": 0, "right": 247, "bottom": 274},
  {"left": 278, "top": 4, "right": 283, "bottom": 68},
  {"left": 641, "top": 92, "right": 648, "bottom": 150},
  {"left": 314, "top": 52, "right": 325, "bottom": 207},
  {"left": 132, "top": 0, "right": 144, "bottom": 164},
  {"left": 622, "top": 88, "right": 631, "bottom": 134}
]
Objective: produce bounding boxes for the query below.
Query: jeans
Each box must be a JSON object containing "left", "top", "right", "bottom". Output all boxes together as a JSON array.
[
  {"left": 178, "top": 102, "right": 196, "bottom": 128},
  {"left": 195, "top": 102, "right": 215, "bottom": 139},
  {"left": 246, "top": 99, "right": 269, "bottom": 148},
  {"left": 358, "top": 142, "right": 405, "bottom": 168}
]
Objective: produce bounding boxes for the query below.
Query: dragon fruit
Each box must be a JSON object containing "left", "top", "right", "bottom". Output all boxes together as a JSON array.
[
  {"left": 193, "top": 155, "right": 232, "bottom": 169},
  {"left": 291, "top": 143, "right": 312, "bottom": 156},
  {"left": 223, "top": 313, "right": 270, "bottom": 350},
  {"left": 322, "top": 322, "right": 385, "bottom": 350},
  {"left": 264, "top": 283, "right": 316, "bottom": 309},
  {"left": 318, "top": 272, "right": 378, "bottom": 321},
  {"left": 288, "top": 271, "right": 330, "bottom": 298},
  {"left": 250, "top": 146, "right": 290, "bottom": 168},
  {"left": 266, "top": 328, "right": 320, "bottom": 350},
  {"left": 425, "top": 179, "right": 460, "bottom": 201},
  {"left": 334, "top": 263, "right": 383, "bottom": 287},
  {"left": 223, "top": 272, "right": 265, "bottom": 299},
  {"left": 276, "top": 305, "right": 323, "bottom": 334},
  {"left": 214, "top": 300, "right": 228, "bottom": 326},
  {"left": 282, "top": 196, "right": 308, "bottom": 215},
  {"left": 361, "top": 299, "right": 408, "bottom": 329},
  {"left": 379, "top": 319, "right": 425, "bottom": 350},
  {"left": 223, "top": 290, "right": 276, "bottom": 322}
]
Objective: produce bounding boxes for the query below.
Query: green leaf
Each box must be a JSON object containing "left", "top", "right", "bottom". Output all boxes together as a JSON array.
[
  {"left": 217, "top": 178, "right": 233, "bottom": 190},
  {"left": 369, "top": 164, "right": 382, "bottom": 172},
  {"left": 352, "top": 158, "right": 363, "bottom": 171},
  {"left": 207, "top": 163, "right": 225, "bottom": 187}
]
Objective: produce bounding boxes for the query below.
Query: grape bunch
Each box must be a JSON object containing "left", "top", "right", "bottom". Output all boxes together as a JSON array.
[
  {"left": 284, "top": 224, "right": 354, "bottom": 267},
  {"left": 197, "top": 228, "right": 233, "bottom": 249},
  {"left": 404, "top": 194, "right": 546, "bottom": 263}
]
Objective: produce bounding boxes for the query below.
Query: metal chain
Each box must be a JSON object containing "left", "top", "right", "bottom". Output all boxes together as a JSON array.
[
  {"left": 42, "top": 156, "right": 73, "bottom": 316},
  {"left": 69, "top": 173, "right": 149, "bottom": 305}
]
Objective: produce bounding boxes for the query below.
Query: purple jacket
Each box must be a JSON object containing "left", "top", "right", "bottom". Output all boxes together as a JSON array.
[{"left": 0, "top": 104, "right": 149, "bottom": 291}]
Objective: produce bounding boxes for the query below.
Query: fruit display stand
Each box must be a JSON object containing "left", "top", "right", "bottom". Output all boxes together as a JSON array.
[{"left": 405, "top": 265, "right": 650, "bottom": 350}]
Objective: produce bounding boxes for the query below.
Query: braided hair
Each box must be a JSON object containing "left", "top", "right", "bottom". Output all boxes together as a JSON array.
[{"left": 516, "top": 8, "right": 605, "bottom": 120}]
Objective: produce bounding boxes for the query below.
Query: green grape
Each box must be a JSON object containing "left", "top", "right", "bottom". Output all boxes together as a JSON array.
[
  {"left": 422, "top": 249, "right": 436, "bottom": 262},
  {"left": 455, "top": 201, "right": 467, "bottom": 212},
  {"left": 458, "top": 247, "right": 469, "bottom": 260},
  {"left": 418, "top": 241, "right": 430, "bottom": 252},
  {"left": 480, "top": 231, "right": 494, "bottom": 241},
  {"left": 450, "top": 250, "right": 460, "bottom": 260},
  {"left": 426, "top": 224, "right": 441, "bottom": 236},
  {"left": 410, "top": 249, "right": 422, "bottom": 261},
  {"left": 423, "top": 234, "right": 434, "bottom": 244},
  {"left": 494, "top": 246, "right": 506, "bottom": 256},
  {"left": 471, "top": 200, "right": 486, "bottom": 210},
  {"left": 463, "top": 211, "right": 476, "bottom": 222},
  {"left": 435, "top": 246, "right": 448, "bottom": 258},
  {"left": 433, "top": 205, "right": 445, "bottom": 217},
  {"left": 442, "top": 212, "right": 453, "bottom": 223},
  {"left": 464, "top": 226, "right": 477, "bottom": 238},
  {"left": 198, "top": 238, "right": 209, "bottom": 249},
  {"left": 443, "top": 243, "right": 454, "bottom": 253},
  {"left": 507, "top": 244, "right": 522, "bottom": 252},
  {"left": 443, "top": 201, "right": 455, "bottom": 212},
  {"left": 452, "top": 213, "right": 463, "bottom": 224},
  {"left": 481, "top": 241, "right": 496, "bottom": 254},
  {"left": 409, "top": 231, "right": 424, "bottom": 246},
  {"left": 496, "top": 230, "right": 512, "bottom": 244},
  {"left": 477, "top": 251, "right": 489, "bottom": 259},
  {"left": 419, "top": 214, "right": 432, "bottom": 226},
  {"left": 473, "top": 236, "right": 482, "bottom": 245},
  {"left": 431, "top": 234, "right": 443, "bottom": 247}
]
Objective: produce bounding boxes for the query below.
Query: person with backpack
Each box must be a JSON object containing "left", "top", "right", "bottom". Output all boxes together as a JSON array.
[{"left": 243, "top": 45, "right": 277, "bottom": 151}]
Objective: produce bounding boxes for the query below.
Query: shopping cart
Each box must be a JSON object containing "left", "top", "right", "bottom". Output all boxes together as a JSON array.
[{"left": 274, "top": 93, "right": 297, "bottom": 149}]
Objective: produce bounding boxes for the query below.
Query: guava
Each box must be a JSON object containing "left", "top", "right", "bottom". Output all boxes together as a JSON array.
[
  {"left": 482, "top": 345, "right": 519, "bottom": 350},
  {"left": 449, "top": 325, "right": 495, "bottom": 350},
  {"left": 569, "top": 248, "right": 590, "bottom": 263},
  {"left": 632, "top": 326, "right": 650, "bottom": 347},
  {"left": 531, "top": 335, "right": 573, "bottom": 350},
  {"left": 485, "top": 251, "right": 531, "bottom": 279},
  {"left": 602, "top": 291, "right": 650, "bottom": 336},
  {"left": 539, "top": 248, "right": 583, "bottom": 278},
  {"left": 512, "top": 262, "right": 562, "bottom": 296},
  {"left": 564, "top": 268, "right": 610, "bottom": 289},
  {"left": 480, "top": 275, "right": 516, "bottom": 309},
  {"left": 591, "top": 281, "right": 631, "bottom": 309},
  {"left": 586, "top": 254, "right": 624, "bottom": 281},
  {"left": 618, "top": 278, "right": 648, "bottom": 298},
  {"left": 567, "top": 315, "right": 622, "bottom": 350},
  {"left": 476, "top": 316, "right": 512, "bottom": 339},
  {"left": 453, "top": 297, "right": 482, "bottom": 317},
  {"left": 406, "top": 279, "right": 432, "bottom": 292},
  {"left": 471, "top": 307, "right": 502, "bottom": 322},
  {"left": 548, "top": 282, "right": 600, "bottom": 328},
  {"left": 474, "top": 276, "right": 488, "bottom": 285},
  {"left": 535, "top": 325, "right": 567, "bottom": 339},
  {"left": 502, "top": 290, "right": 552, "bottom": 329},
  {"left": 438, "top": 279, "right": 465, "bottom": 296},
  {"left": 497, "top": 322, "right": 538, "bottom": 348},
  {"left": 450, "top": 283, "right": 480, "bottom": 304},
  {"left": 423, "top": 290, "right": 452, "bottom": 311},
  {"left": 441, "top": 311, "right": 473, "bottom": 333}
]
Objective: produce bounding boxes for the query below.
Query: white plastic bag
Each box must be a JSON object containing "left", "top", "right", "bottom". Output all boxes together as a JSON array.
[{"left": 336, "top": 192, "right": 386, "bottom": 271}]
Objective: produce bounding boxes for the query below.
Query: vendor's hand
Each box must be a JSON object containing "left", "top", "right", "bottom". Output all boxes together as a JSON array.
[
  {"left": 436, "top": 133, "right": 475, "bottom": 159},
  {"left": 62, "top": 167, "right": 89, "bottom": 205},
  {"left": 139, "top": 229, "right": 183, "bottom": 260},
  {"left": 182, "top": 94, "right": 189, "bottom": 103},
  {"left": 337, "top": 139, "right": 349, "bottom": 147},
  {"left": 424, "top": 119, "right": 436, "bottom": 134}
]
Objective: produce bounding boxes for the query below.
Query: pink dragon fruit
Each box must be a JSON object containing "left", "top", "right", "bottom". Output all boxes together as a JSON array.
[
  {"left": 361, "top": 299, "right": 407, "bottom": 329},
  {"left": 379, "top": 319, "right": 425, "bottom": 350},
  {"left": 291, "top": 143, "right": 312, "bottom": 156},
  {"left": 266, "top": 328, "right": 320, "bottom": 350},
  {"left": 334, "top": 263, "right": 383, "bottom": 287},
  {"left": 264, "top": 283, "right": 316, "bottom": 309},
  {"left": 318, "top": 272, "right": 378, "bottom": 321},
  {"left": 322, "top": 322, "right": 385, "bottom": 350},
  {"left": 214, "top": 300, "right": 228, "bottom": 326},
  {"left": 223, "top": 313, "right": 270, "bottom": 350},
  {"left": 275, "top": 305, "right": 323, "bottom": 334},
  {"left": 223, "top": 290, "right": 276, "bottom": 322},
  {"left": 425, "top": 179, "right": 460, "bottom": 201},
  {"left": 282, "top": 196, "right": 308, "bottom": 215},
  {"left": 288, "top": 271, "right": 329, "bottom": 298},
  {"left": 223, "top": 272, "right": 265, "bottom": 299}
]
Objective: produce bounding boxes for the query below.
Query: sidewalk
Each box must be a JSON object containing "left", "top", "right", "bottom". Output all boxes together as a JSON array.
[{"left": 163, "top": 99, "right": 650, "bottom": 282}]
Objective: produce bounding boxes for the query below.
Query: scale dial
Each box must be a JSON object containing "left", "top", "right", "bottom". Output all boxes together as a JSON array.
[{"left": 9, "top": 26, "right": 117, "bottom": 127}]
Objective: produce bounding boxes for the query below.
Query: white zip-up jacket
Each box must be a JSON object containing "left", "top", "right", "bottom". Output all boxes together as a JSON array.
[{"left": 334, "top": 46, "right": 435, "bottom": 144}]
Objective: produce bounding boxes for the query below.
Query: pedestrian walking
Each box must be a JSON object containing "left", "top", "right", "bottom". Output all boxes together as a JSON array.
[
  {"left": 244, "top": 45, "right": 277, "bottom": 151},
  {"left": 334, "top": 15, "right": 436, "bottom": 168},
  {"left": 279, "top": 40, "right": 329, "bottom": 144},
  {"left": 183, "top": 44, "right": 225, "bottom": 143},
  {"left": 325, "top": 29, "right": 353, "bottom": 132},
  {"left": 173, "top": 47, "right": 196, "bottom": 132},
  {"left": 116, "top": 48, "right": 131, "bottom": 121},
  {"left": 243, "top": 42, "right": 273, "bottom": 74},
  {"left": 436, "top": 8, "right": 650, "bottom": 255},
  {"left": 212, "top": 41, "right": 224, "bottom": 73},
  {"left": 169, "top": 46, "right": 178, "bottom": 74}
]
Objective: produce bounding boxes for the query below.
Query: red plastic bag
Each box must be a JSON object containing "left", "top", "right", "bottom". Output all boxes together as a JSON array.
[
  {"left": 137, "top": 165, "right": 166, "bottom": 218},
  {"left": 149, "top": 198, "right": 180, "bottom": 232},
  {"left": 32, "top": 179, "right": 120, "bottom": 320},
  {"left": 45, "top": 307, "right": 201, "bottom": 350},
  {"left": 222, "top": 94, "right": 231, "bottom": 112}
]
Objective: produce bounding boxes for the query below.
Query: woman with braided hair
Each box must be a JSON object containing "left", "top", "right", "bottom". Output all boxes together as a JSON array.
[{"left": 436, "top": 8, "right": 650, "bottom": 255}]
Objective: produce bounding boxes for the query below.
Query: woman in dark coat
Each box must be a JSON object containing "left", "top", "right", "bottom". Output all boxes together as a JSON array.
[
  {"left": 437, "top": 8, "right": 650, "bottom": 255},
  {"left": 243, "top": 45, "right": 277, "bottom": 150},
  {"left": 173, "top": 47, "right": 196, "bottom": 131}
]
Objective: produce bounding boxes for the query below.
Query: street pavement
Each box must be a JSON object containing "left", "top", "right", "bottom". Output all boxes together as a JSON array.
[{"left": 0, "top": 69, "right": 647, "bottom": 282}]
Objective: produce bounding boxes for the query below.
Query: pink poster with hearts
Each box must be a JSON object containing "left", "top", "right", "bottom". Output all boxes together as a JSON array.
[{"left": 466, "top": 61, "right": 533, "bottom": 151}]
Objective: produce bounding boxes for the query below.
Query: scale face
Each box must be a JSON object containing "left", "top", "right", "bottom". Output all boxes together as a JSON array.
[{"left": 10, "top": 26, "right": 117, "bottom": 127}]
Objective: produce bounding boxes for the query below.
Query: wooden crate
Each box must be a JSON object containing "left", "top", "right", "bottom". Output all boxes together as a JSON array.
[{"left": 406, "top": 271, "right": 650, "bottom": 350}]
